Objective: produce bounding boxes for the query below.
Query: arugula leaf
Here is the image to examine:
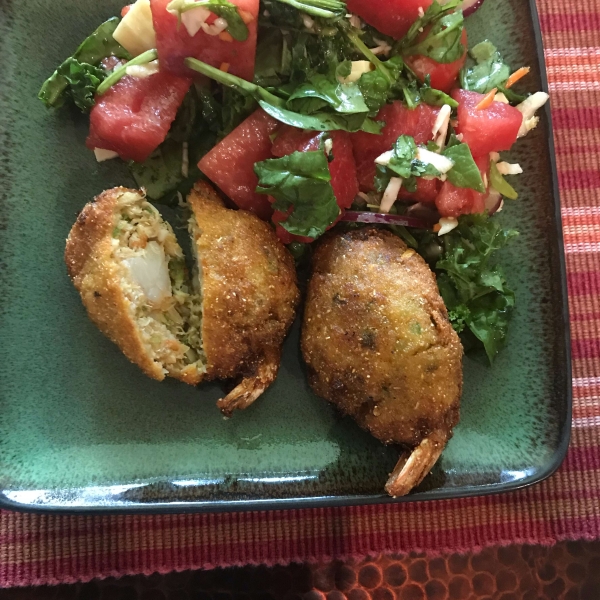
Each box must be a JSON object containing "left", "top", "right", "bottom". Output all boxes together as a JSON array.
[
  {"left": 490, "top": 161, "right": 518, "bottom": 200},
  {"left": 435, "top": 214, "right": 518, "bottom": 362},
  {"left": 287, "top": 72, "right": 370, "bottom": 115},
  {"left": 442, "top": 135, "right": 486, "bottom": 193},
  {"left": 460, "top": 40, "right": 511, "bottom": 94},
  {"left": 260, "top": 101, "right": 381, "bottom": 132},
  {"left": 38, "top": 17, "right": 130, "bottom": 110},
  {"left": 254, "top": 151, "right": 340, "bottom": 238},
  {"left": 185, "top": 57, "right": 382, "bottom": 133},
  {"left": 166, "top": 0, "right": 249, "bottom": 41},
  {"left": 374, "top": 135, "right": 440, "bottom": 192},
  {"left": 401, "top": 0, "right": 465, "bottom": 64}
]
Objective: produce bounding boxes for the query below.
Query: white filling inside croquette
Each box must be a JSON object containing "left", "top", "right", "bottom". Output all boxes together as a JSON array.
[{"left": 111, "top": 191, "right": 206, "bottom": 374}]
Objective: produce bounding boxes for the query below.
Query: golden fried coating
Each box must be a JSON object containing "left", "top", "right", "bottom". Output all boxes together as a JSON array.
[
  {"left": 301, "top": 228, "right": 463, "bottom": 496},
  {"left": 187, "top": 182, "right": 300, "bottom": 416},
  {"left": 66, "top": 183, "right": 299, "bottom": 414}
]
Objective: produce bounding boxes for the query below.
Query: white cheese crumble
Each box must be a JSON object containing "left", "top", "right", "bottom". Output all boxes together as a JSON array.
[
  {"left": 416, "top": 147, "right": 454, "bottom": 174},
  {"left": 517, "top": 91, "right": 549, "bottom": 137},
  {"left": 432, "top": 104, "right": 452, "bottom": 149},
  {"left": 94, "top": 148, "right": 119, "bottom": 162},
  {"left": 126, "top": 59, "right": 160, "bottom": 78},
  {"left": 181, "top": 6, "right": 211, "bottom": 37},
  {"left": 380, "top": 177, "right": 403, "bottom": 213},
  {"left": 202, "top": 17, "right": 228, "bottom": 36},
  {"left": 437, "top": 217, "right": 458, "bottom": 236},
  {"left": 496, "top": 161, "right": 523, "bottom": 175}
]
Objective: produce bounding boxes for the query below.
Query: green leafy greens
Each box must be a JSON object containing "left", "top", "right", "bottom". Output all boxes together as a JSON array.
[
  {"left": 185, "top": 57, "right": 382, "bottom": 133},
  {"left": 254, "top": 150, "right": 340, "bottom": 238},
  {"left": 434, "top": 214, "right": 518, "bottom": 362},
  {"left": 374, "top": 135, "right": 440, "bottom": 193},
  {"left": 442, "top": 135, "right": 486, "bottom": 193},
  {"left": 38, "top": 17, "right": 130, "bottom": 110},
  {"left": 400, "top": 0, "right": 465, "bottom": 64},
  {"left": 459, "top": 40, "right": 510, "bottom": 94}
]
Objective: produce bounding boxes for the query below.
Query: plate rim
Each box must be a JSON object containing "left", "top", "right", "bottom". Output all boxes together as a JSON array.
[{"left": 0, "top": 0, "right": 572, "bottom": 514}]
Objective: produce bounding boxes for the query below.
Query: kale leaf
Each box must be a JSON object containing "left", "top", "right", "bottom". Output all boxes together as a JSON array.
[
  {"left": 38, "top": 18, "right": 130, "bottom": 111},
  {"left": 435, "top": 214, "right": 518, "bottom": 362}
]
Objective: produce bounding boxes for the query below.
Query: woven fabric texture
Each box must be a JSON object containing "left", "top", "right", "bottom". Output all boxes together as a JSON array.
[{"left": 1, "top": 0, "right": 599, "bottom": 588}]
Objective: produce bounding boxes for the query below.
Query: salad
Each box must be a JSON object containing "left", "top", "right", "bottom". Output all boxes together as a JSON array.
[{"left": 39, "top": 0, "right": 549, "bottom": 363}]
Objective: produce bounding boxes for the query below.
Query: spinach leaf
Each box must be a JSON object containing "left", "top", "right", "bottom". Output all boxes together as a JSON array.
[
  {"left": 374, "top": 135, "right": 440, "bottom": 192},
  {"left": 254, "top": 150, "right": 340, "bottom": 238},
  {"left": 442, "top": 135, "right": 486, "bottom": 192},
  {"left": 435, "top": 214, "right": 518, "bottom": 362},
  {"left": 166, "top": 0, "right": 249, "bottom": 41},
  {"left": 490, "top": 161, "right": 518, "bottom": 200},
  {"left": 71, "top": 17, "right": 130, "bottom": 65},
  {"left": 460, "top": 40, "right": 510, "bottom": 94},
  {"left": 401, "top": 0, "right": 465, "bottom": 64},
  {"left": 38, "top": 17, "right": 130, "bottom": 110}
]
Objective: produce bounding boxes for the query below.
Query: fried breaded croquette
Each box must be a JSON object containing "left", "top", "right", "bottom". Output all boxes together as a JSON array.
[
  {"left": 65, "top": 183, "right": 299, "bottom": 414},
  {"left": 301, "top": 228, "right": 463, "bottom": 497},
  {"left": 187, "top": 182, "right": 299, "bottom": 416}
]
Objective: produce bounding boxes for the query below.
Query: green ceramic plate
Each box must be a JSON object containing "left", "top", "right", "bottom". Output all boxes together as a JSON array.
[{"left": 0, "top": 0, "right": 571, "bottom": 513}]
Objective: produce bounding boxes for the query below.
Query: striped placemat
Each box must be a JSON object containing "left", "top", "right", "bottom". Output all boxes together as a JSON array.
[{"left": 1, "top": 0, "right": 599, "bottom": 588}]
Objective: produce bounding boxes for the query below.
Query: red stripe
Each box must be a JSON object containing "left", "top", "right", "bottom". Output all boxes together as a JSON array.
[
  {"left": 568, "top": 272, "right": 600, "bottom": 295},
  {"left": 572, "top": 338, "right": 600, "bottom": 359},
  {"left": 558, "top": 170, "right": 600, "bottom": 190},
  {"left": 540, "top": 12, "right": 600, "bottom": 32},
  {"left": 552, "top": 107, "right": 600, "bottom": 129}
]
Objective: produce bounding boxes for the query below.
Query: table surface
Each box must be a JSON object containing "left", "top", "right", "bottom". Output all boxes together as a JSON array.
[{"left": 0, "top": 541, "right": 598, "bottom": 600}]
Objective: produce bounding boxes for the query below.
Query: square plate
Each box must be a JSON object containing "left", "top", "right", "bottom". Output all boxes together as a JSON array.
[{"left": 0, "top": 0, "right": 571, "bottom": 513}]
